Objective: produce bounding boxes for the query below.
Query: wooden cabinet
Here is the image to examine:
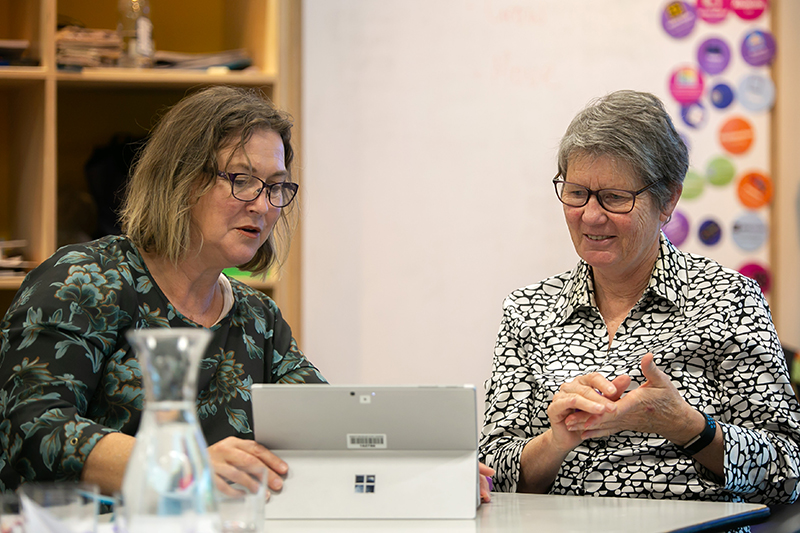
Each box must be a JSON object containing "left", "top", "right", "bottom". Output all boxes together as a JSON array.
[{"left": 0, "top": 0, "right": 304, "bottom": 339}]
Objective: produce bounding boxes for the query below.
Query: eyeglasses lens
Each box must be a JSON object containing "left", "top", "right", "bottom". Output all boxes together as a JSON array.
[
  {"left": 557, "top": 182, "right": 634, "bottom": 214},
  {"left": 232, "top": 175, "right": 261, "bottom": 201},
  {"left": 232, "top": 175, "right": 296, "bottom": 207}
]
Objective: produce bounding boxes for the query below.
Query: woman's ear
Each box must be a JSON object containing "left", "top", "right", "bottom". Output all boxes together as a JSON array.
[{"left": 660, "top": 184, "right": 683, "bottom": 223}]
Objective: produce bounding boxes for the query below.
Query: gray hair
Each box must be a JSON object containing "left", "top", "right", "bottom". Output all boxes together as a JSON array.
[{"left": 557, "top": 90, "right": 688, "bottom": 211}]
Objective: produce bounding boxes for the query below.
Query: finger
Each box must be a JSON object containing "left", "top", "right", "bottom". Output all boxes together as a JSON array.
[
  {"left": 640, "top": 353, "right": 666, "bottom": 384},
  {"left": 581, "top": 428, "right": 614, "bottom": 440},
  {"left": 550, "top": 392, "right": 615, "bottom": 419},
  {"left": 212, "top": 439, "right": 289, "bottom": 478},
  {"left": 242, "top": 440, "right": 289, "bottom": 476},
  {"left": 208, "top": 439, "right": 286, "bottom": 492},
  {"left": 569, "top": 373, "right": 618, "bottom": 397},
  {"left": 214, "top": 472, "right": 245, "bottom": 497},
  {"left": 559, "top": 375, "right": 619, "bottom": 410},
  {"left": 479, "top": 475, "right": 491, "bottom": 503},
  {"left": 601, "top": 375, "right": 631, "bottom": 402},
  {"left": 478, "top": 463, "right": 495, "bottom": 477},
  {"left": 564, "top": 409, "right": 594, "bottom": 428},
  {"left": 213, "top": 462, "right": 265, "bottom": 494}
]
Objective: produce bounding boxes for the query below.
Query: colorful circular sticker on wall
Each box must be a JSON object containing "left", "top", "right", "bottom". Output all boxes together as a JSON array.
[
  {"left": 706, "top": 156, "right": 736, "bottom": 186},
  {"left": 681, "top": 101, "right": 707, "bottom": 129},
  {"left": 710, "top": 82, "right": 735, "bottom": 109},
  {"left": 741, "top": 30, "right": 776, "bottom": 66},
  {"left": 697, "top": 37, "right": 731, "bottom": 75},
  {"left": 697, "top": 0, "right": 730, "bottom": 23},
  {"left": 738, "top": 74, "right": 775, "bottom": 112},
  {"left": 669, "top": 66, "right": 705, "bottom": 105},
  {"left": 682, "top": 169, "right": 705, "bottom": 199},
  {"left": 719, "top": 117, "right": 753, "bottom": 155},
  {"left": 663, "top": 210, "right": 690, "bottom": 246},
  {"left": 661, "top": 1, "right": 697, "bottom": 38},
  {"left": 732, "top": 212, "right": 768, "bottom": 251},
  {"left": 737, "top": 171, "right": 773, "bottom": 208},
  {"left": 731, "top": 0, "right": 768, "bottom": 20},
  {"left": 739, "top": 262, "right": 771, "bottom": 294},
  {"left": 698, "top": 219, "right": 722, "bottom": 246}
]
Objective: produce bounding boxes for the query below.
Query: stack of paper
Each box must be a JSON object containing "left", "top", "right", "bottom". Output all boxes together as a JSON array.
[
  {"left": 0, "top": 240, "right": 34, "bottom": 276},
  {"left": 153, "top": 49, "right": 252, "bottom": 70},
  {"left": 56, "top": 26, "right": 121, "bottom": 68}
]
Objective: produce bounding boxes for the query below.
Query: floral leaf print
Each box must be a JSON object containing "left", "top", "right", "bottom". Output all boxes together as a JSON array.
[
  {"left": 54, "top": 251, "right": 94, "bottom": 266},
  {"left": 0, "top": 418, "right": 13, "bottom": 452},
  {"left": 224, "top": 406, "right": 252, "bottom": 434},
  {"left": 14, "top": 282, "right": 38, "bottom": 308},
  {"left": 199, "top": 358, "right": 219, "bottom": 371},
  {"left": 135, "top": 276, "right": 153, "bottom": 294},
  {"left": 197, "top": 402, "right": 218, "bottom": 420},
  {"left": 60, "top": 420, "right": 92, "bottom": 474},
  {"left": 53, "top": 336, "right": 105, "bottom": 373},
  {"left": 273, "top": 349, "right": 308, "bottom": 378},
  {"left": 52, "top": 264, "right": 123, "bottom": 331},
  {"left": 89, "top": 353, "right": 143, "bottom": 429},
  {"left": 136, "top": 303, "right": 170, "bottom": 329},
  {"left": 18, "top": 307, "right": 44, "bottom": 349},
  {"left": 11, "top": 357, "right": 56, "bottom": 401},
  {"left": 242, "top": 333, "right": 263, "bottom": 360},
  {"left": 64, "top": 431, "right": 108, "bottom": 476},
  {"left": 126, "top": 249, "right": 147, "bottom": 276},
  {"left": 20, "top": 408, "right": 67, "bottom": 438},
  {"left": 196, "top": 349, "right": 251, "bottom": 428},
  {"left": 15, "top": 392, "right": 60, "bottom": 409},
  {"left": 240, "top": 375, "right": 253, "bottom": 402},
  {"left": 21, "top": 410, "right": 68, "bottom": 469},
  {"left": 60, "top": 374, "right": 90, "bottom": 414},
  {"left": 40, "top": 426, "right": 62, "bottom": 471},
  {"left": 119, "top": 262, "right": 134, "bottom": 286},
  {"left": 277, "top": 367, "right": 327, "bottom": 384}
]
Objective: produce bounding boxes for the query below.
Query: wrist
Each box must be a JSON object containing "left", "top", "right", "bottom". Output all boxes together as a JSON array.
[
  {"left": 671, "top": 407, "right": 706, "bottom": 447},
  {"left": 674, "top": 411, "right": 716, "bottom": 455}
]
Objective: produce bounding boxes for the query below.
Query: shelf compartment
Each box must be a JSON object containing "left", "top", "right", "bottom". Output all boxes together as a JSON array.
[{"left": 56, "top": 68, "right": 276, "bottom": 89}]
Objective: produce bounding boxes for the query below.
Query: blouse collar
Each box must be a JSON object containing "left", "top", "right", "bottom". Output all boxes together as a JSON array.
[{"left": 552, "top": 232, "right": 688, "bottom": 326}]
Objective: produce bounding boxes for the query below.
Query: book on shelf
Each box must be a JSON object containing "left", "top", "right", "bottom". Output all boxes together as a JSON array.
[
  {"left": 0, "top": 240, "right": 35, "bottom": 274},
  {"left": 153, "top": 49, "right": 252, "bottom": 70}
]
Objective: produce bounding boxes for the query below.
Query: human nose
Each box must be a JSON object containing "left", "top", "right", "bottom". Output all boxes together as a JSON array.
[
  {"left": 581, "top": 193, "right": 607, "bottom": 223},
  {"left": 247, "top": 186, "right": 273, "bottom": 213}
]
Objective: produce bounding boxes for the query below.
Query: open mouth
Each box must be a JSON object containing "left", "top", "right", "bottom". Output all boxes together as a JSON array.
[
  {"left": 238, "top": 226, "right": 261, "bottom": 235},
  {"left": 586, "top": 235, "right": 611, "bottom": 241}
]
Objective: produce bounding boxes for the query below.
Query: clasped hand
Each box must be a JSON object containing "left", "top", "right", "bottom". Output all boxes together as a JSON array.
[{"left": 546, "top": 353, "right": 689, "bottom": 452}]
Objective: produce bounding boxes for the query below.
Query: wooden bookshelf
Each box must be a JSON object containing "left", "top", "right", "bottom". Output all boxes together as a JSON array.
[{"left": 0, "top": 0, "right": 304, "bottom": 339}]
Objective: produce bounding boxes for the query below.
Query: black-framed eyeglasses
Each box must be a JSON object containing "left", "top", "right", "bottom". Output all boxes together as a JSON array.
[
  {"left": 552, "top": 174, "right": 662, "bottom": 214},
  {"left": 218, "top": 171, "right": 298, "bottom": 207}
]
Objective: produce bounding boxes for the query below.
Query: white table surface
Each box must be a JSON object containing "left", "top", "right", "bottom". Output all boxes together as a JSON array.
[
  {"left": 95, "top": 492, "right": 768, "bottom": 532},
  {"left": 262, "top": 492, "right": 768, "bottom": 533}
]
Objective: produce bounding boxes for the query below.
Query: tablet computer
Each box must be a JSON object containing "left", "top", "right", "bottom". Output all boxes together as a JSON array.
[{"left": 251, "top": 384, "right": 479, "bottom": 519}]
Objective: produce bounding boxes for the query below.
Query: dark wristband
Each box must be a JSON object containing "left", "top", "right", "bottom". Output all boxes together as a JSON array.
[{"left": 677, "top": 412, "right": 717, "bottom": 455}]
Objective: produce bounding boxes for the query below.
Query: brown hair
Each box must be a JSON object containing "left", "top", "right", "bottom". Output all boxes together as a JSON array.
[{"left": 120, "top": 85, "right": 295, "bottom": 273}]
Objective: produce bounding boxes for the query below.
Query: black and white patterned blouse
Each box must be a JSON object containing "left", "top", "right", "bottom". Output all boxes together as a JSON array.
[{"left": 479, "top": 234, "right": 800, "bottom": 505}]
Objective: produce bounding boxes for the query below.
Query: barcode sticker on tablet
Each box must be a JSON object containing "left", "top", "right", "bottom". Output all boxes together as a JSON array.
[{"left": 347, "top": 434, "right": 387, "bottom": 449}]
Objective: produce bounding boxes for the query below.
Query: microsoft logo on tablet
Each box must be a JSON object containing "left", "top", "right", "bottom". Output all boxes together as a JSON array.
[{"left": 355, "top": 474, "right": 376, "bottom": 493}]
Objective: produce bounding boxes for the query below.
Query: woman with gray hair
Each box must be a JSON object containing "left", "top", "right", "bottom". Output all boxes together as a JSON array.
[
  {"left": 479, "top": 90, "right": 800, "bottom": 505},
  {"left": 0, "top": 86, "right": 326, "bottom": 496}
]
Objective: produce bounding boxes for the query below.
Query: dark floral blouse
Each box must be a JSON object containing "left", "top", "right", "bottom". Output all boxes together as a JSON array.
[{"left": 0, "top": 236, "right": 326, "bottom": 491}]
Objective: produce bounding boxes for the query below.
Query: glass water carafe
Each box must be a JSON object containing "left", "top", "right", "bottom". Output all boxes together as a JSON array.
[{"left": 122, "top": 328, "right": 220, "bottom": 533}]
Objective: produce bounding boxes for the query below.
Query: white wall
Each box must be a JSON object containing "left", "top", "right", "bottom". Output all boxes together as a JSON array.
[{"left": 299, "top": 0, "right": 790, "bottom": 392}]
